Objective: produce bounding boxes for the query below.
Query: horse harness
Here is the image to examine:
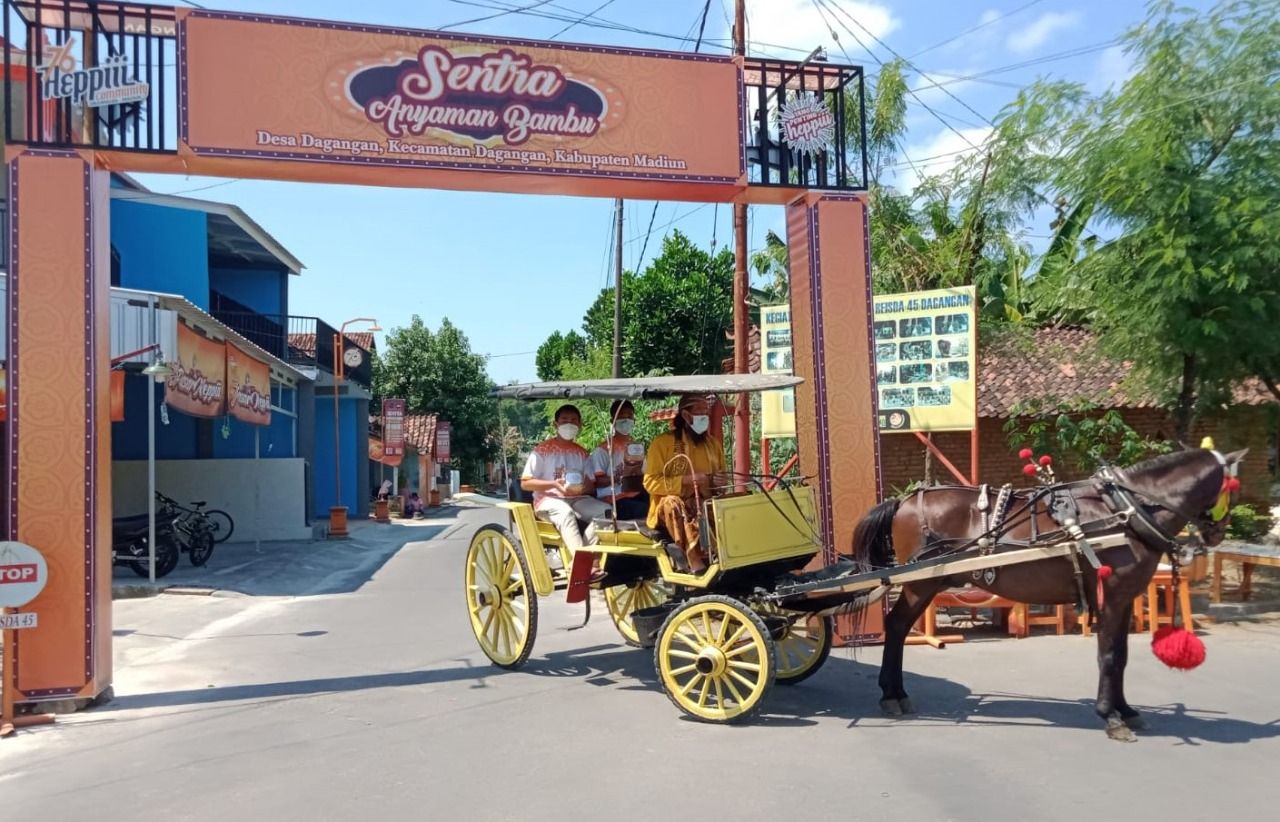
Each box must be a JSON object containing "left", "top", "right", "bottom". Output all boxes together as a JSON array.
[{"left": 913, "top": 464, "right": 1208, "bottom": 617}]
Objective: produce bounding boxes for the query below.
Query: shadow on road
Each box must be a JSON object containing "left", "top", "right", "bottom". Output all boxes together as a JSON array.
[
  {"left": 109, "top": 526, "right": 444, "bottom": 597},
  {"left": 101, "top": 640, "right": 1280, "bottom": 744}
]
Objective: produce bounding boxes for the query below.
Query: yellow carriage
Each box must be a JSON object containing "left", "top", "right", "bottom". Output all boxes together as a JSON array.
[{"left": 462, "top": 374, "right": 838, "bottom": 723}]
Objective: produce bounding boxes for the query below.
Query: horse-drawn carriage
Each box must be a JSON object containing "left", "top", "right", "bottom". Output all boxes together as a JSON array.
[{"left": 463, "top": 374, "right": 1244, "bottom": 736}]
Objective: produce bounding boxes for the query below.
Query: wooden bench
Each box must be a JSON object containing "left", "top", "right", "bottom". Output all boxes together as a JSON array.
[{"left": 1211, "top": 543, "right": 1280, "bottom": 603}]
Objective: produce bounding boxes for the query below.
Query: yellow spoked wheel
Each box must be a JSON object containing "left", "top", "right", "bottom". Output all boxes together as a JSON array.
[
  {"left": 654, "top": 595, "right": 776, "bottom": 724},
  {"left": 603, "top": 565, "right": 673, "bottom": 647},
  {"left": 771, "top": 612, "right": 833, "bottom": 685},
  {"left": 465, "top": 524, "right": 537, "bottom": 669}
]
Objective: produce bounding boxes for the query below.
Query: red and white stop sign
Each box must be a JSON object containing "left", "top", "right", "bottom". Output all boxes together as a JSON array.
[{"left": 0, "top": 542, "right": 47, "bottom": 608}]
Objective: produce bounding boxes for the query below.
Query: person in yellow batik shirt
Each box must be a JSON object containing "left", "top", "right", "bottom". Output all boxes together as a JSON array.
[{"left": 643, "top": 393, "right": 726, "bottom": 574}]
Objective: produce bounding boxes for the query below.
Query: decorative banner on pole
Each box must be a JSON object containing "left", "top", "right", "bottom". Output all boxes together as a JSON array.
[
  {"left": 435, "top": 421, "right": 452, "bottom": 464},
  {"left": 165, "top": 322, "right": 226, "bottom": 418},
  {"left": 226, "top": 342, "right": 272, "bottom": 426},
  {"left": 110, "top": 370, "right": 125, "bottom": 423},
  {"left": 382, "top": 399, "right": 406, "bottom": 458},
  {"left": 760, "top": 305, "right": 796, "bottom": 439},
  {"left": 369, "top": 434, "right": 402, "bottom": 468},
  {"left": 872, "top": 285, "right": 977, "bottom": 432}
]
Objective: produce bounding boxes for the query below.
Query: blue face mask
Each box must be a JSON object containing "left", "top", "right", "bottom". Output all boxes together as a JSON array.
[{"left": 689, "top": 415, "right": 710, "bottom": 435}]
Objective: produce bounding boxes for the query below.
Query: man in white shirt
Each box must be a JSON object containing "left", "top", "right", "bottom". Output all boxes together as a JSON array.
[{"left": 521, "top": 404, "right": 609, "bottom": 575}]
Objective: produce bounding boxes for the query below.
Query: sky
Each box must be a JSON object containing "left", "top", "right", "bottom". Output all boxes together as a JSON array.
[{"left": 133, "top": 0, "right": 1215, "bottom": 384}]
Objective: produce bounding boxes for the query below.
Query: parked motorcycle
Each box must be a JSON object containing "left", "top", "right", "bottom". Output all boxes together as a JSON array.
[{"left": 112, "top": 507, "right": 181, "bottom": 579}]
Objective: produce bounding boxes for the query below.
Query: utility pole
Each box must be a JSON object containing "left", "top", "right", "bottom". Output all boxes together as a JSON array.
[
  {"left": 732, "top": 0, "right": 751, "bottom": 486},
  {"left": 613, "top": 197, "right": 624, "bottom": 379}
]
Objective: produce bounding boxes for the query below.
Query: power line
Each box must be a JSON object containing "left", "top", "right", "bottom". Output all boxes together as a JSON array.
[
  {"left": 438, "top": 0, "right": 563, "bottom": 32},
  {"left": 693, "top": 0, "right": 714, "bottom": 52},
  {"left": 635, "top": 202, "right": 660, "bottom": 273},
  {"left": 906, "top": 0, "right": 1045, "bottom": 60},
  {"left": 547, "top": 0, "right": 619, "bottom": 40}
]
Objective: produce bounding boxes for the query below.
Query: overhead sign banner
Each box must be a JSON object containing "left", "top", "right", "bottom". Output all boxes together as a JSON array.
[
  {"left": 165, "top": 322, "right": 226, "bottom": 418},
  {"left": 226, "top": 342, "right": 272, "bottom": 426},
  {"left": 181, "top": 11, "right": 743, "bottom": 184},
  {"left": 435, "top": 421, "right": 452, "bottom": 464},
  {"left": 872, "top": 285, "right": 977, "bottom": 433},
  {"left": 760, "top": 305, "right": 796, "bottom": 439},
  {"left": 382, "top": 399, "right": 406, "bottom": 458}
]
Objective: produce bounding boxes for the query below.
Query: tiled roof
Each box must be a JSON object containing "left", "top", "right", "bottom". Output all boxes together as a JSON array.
[
  {"left": 727, "top": 325, "right": 1276, "bottom": 419},
  {"left": 403, "top": 413, "right": 439, "bottom": 453},
  {"left": 722, "top": 325, "right": 762, "bottom": 374},
  {"left": 287, "top": 332, "right": 375, "bottom": 358}
]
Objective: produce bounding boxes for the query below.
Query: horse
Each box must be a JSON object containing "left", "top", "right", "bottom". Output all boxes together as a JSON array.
[{"left": 850, "top": 446, "right": 1246, "bottom": 741}]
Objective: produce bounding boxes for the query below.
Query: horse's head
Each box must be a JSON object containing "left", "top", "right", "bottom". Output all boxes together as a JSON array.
[{"left": 1121, "top": 446, "right": 1247, "bottom": 549}]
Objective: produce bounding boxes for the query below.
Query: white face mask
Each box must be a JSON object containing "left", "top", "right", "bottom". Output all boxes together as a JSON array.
[
  {"left": 557, "top": 423, "right": 579, "bottom": 441},
  {"left": 614, "top": 419, "right": 635, "bottom": 436},
  {"left": 689, "top": 415, "right": 711, "bottom": 435}
]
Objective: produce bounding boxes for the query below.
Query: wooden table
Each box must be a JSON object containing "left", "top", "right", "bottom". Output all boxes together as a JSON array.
[{"left": 1212, "top": 544, "right": 1280, "bottom": 603}]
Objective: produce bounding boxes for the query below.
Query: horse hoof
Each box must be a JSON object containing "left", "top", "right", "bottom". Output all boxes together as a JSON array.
[
  {"left": 1105, "top": 718, "right": 1138, "bottom": 743},
  {"left": 880, "top": 699, "right": 904, "bottom": 717},
  {"left": 1123, "top": 714, "right": 1147, "bottom": 731},
  {"left": 898, "top": 697, "right": 916, "bottom": 715}
]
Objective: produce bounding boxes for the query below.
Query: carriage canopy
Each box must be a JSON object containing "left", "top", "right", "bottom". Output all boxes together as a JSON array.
[{"left": 492, "top": 374, "right": 803, "bottom": 401}]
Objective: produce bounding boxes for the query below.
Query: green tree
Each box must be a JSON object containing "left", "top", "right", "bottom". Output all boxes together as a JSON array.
[
  {"left": 534, "top": 330, "right": 587, "bottom": 381},
  {"left": 578, "top": 230, "right": 733, "bottom": 377},
  {"left": 1030, "top": 0, "right": 1280, "bottom": 438},
  {"left": 375, "top": 316, "right": 498, "bottom": 482}
]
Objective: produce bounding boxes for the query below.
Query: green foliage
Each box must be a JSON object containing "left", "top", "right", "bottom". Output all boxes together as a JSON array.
[
  {"left": 374, "top": 316, "right": 497, "bottom": 482},
  {"left": 1226, "top": 504, "right": 1275, "bottom": 542},
  {"left": 750, "top": 229, "right": 790, "bottom": 304},
  {"left": 1004, "top": 399, "right": 1172, "bottom": 472},
  {"left": 1026, "top": 0, "right": 1280, "bottom": 437},
  {"left": 534, "top": 330, "right": 587, "bottom": 381}
]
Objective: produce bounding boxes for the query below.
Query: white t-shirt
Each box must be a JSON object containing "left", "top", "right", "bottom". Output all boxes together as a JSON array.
[
  {"left": 589, "top": 436, "right": 647, "bottom": 501},
  {"left": 522, "top": 438, "right": 591, "bottom": 507}
]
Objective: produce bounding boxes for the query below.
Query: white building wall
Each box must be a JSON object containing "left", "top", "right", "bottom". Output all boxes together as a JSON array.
[{"left": 112, "top": 458, "right": 312, "bottom": 543}]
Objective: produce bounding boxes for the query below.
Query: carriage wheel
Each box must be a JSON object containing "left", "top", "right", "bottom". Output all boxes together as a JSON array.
[
  {"left": 602, "top": 559, "right": 672, "bottom": 647},
  {"left": 465, "top": 524, "right": 537, "bottom": 669},
  {"left": 771, "top": 612, "right": 833, "bottom": 685},
  {"left": 654, "top": 595, "right": 776, "bottom": 724}
]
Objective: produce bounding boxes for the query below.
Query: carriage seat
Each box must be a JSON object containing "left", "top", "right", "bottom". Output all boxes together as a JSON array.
[{"left": 592, "top": 518, "right": 661, "bottom": 540}]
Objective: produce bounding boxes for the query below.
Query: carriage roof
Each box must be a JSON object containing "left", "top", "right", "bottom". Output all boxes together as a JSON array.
[{"left": 492, "top": 374, "right": 803, "bottom": 401}]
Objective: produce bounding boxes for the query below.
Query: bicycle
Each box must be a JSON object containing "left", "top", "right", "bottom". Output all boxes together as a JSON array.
[{"left": 156, "top": 493, "right": 220, "bottom": 567}]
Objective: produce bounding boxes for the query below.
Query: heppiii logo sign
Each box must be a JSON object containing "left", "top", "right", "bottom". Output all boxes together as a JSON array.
[{"left": 38, "top": 37, "right": 150, "bottom": 108}]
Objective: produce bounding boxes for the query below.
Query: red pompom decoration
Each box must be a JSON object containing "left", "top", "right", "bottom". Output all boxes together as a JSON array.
[
  {"left": 1018, "top": 448, "right": 1034, "bottom": 460},
  {"left": 1225, "top": 477, "right": 1241, "bottom": 492},
  {"left": 1022, "top": 464, "right": 1038, "bottom": 476},
  {"left": 1152, "top": 626, "right": 1206, "bottom": 670},
  {"left": 1095, "top": 564, "right": 1113, "bottom": 609},
  {"left": 1039, "top": 455, "right": 1053, "bottom": 466}
]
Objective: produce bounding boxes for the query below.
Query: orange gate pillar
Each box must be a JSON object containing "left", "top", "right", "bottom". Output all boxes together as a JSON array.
[
  {"left": 5, "top": 149, "right": 113, "bottom": 703},
  {"left": 787, "top": 193, "right": 884, "bottom": 643}
]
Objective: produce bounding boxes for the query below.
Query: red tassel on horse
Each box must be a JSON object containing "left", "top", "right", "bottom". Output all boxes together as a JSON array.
[
  {"left": 1096, "top": 565, "right": 1113, "bottom": 611},
  {"left": 1152, "top": 626, "right": 1206, "bottom": 670}
]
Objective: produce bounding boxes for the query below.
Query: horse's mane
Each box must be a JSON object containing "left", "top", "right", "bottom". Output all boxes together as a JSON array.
[{"left": 1123, "top": 448, "right": 1201, "bottom": 476}]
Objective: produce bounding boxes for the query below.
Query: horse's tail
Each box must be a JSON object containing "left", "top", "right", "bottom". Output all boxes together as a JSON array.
[{"left": 852, "top": 498, "right": 901, "bottom": 570}]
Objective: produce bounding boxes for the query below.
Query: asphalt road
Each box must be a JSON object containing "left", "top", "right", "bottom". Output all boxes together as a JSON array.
[{"left": 3, "top": 506, "right": 1280, "bottom": 822}]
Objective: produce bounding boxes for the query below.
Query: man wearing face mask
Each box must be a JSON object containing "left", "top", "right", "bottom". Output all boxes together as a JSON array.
[
  {"left": 643, "top": 394, "right": 726, "bottom": 574},
  {"left": 589, "top": 400, "right": 650, "bottom": 520},
  {"left": 521, "top": 404, "right": 610, "bottom": 579}
]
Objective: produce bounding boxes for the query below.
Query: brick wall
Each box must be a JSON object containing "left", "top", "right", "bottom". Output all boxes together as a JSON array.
[{"left": 878, "top": 405, "right": 1276, "bottom": 503}]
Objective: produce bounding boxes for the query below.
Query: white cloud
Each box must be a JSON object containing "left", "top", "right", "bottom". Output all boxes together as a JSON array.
[
  {"left": 1006, "top": 11, "right": 1082, "bottom": 55},
  {"left": 894, "top": 126, "right": 993, "bottom": 193},
  {"left": 1089, "top": 45, "right": 1135, "bottom": 93},
  {"left": 746, "top": 0, "right": 898, "bottom": 59}
]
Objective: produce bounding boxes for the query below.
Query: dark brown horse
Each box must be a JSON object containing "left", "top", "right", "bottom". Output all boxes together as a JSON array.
[{"left": 851, "top": 446, "right": 1246, "bottom": 741}]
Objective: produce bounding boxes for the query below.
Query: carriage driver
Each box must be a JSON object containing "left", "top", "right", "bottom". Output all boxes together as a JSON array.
[
  {"left": 521, "top": 404, "right": 610, "bottom": 581},
  {"left": 643, "top": 393, "right": 726, "bottom": 574}
]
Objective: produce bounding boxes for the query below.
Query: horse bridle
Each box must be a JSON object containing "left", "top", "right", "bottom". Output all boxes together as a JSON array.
[{"left": 1094, "top": 452, "right": 1234, "bottom": 557}]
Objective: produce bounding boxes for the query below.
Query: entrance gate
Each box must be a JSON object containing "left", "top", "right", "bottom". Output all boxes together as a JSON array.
[{"left": 2, "top": 0, "right": 880, "bottom": 701}]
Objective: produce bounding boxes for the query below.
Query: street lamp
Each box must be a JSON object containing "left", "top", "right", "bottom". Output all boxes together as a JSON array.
[{"left": 329, "top": 317, "right": 381, "bottom": 538}]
